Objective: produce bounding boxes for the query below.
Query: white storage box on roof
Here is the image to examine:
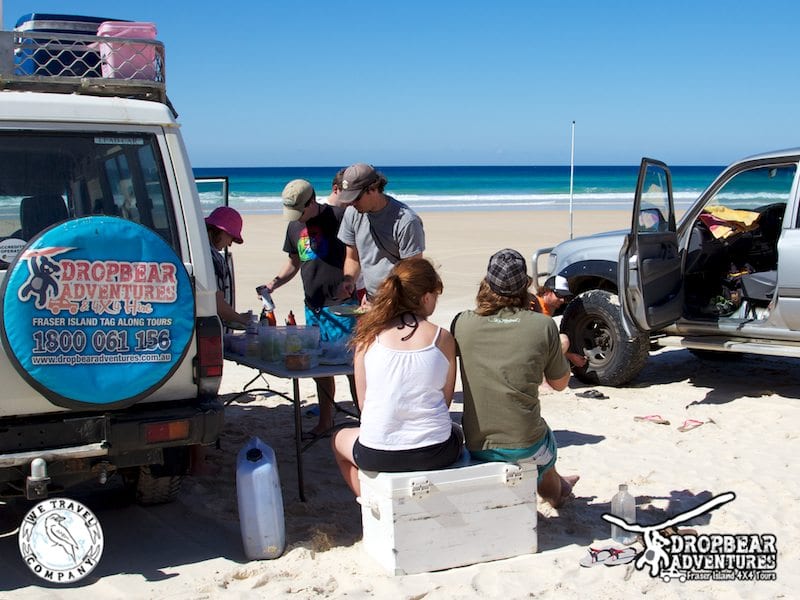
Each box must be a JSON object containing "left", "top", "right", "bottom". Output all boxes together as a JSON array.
[{"left": 357, "top": 456, "right": 538, "bottom": 575}]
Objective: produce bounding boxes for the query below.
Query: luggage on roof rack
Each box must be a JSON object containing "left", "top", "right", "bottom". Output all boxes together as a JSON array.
[
  {"left": 14, "top": 13, "right": 123, "bottom": 77},
  {"left": 0, "top": 20, "right": 166, "bottom": 104}
]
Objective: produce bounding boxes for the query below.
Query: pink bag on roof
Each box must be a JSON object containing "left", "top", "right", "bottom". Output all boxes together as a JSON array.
[{"left": 96, "top": 21, "right": 157, "bottom": 80}]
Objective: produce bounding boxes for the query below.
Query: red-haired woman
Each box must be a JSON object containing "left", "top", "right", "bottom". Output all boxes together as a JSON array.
[{"left": 332, "top": 257, "right": 463, "bottom": 496}]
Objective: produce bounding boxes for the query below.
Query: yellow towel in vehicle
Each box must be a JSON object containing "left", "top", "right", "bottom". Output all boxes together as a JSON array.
[{"left": 700, "top": 205, "right": 760, "bottom": 239}]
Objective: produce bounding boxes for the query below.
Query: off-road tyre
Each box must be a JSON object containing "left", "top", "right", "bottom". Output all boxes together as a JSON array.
[
  {"left": 135, "top": 466, "right": 184, "bottom": 505},
  {"left": 134, "top": 447, "right": 189, "bottom": 505},
  {"left": 561, "top": 289, "right": 649, "bottom": 387}
]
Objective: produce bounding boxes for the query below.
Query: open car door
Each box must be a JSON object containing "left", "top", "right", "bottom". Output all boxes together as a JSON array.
[
  {"left": 618, "top": 158, "right": 683, "bottom": 334},
  {"left": 195, "top": 176, "right": 236, "bottom": 309}
]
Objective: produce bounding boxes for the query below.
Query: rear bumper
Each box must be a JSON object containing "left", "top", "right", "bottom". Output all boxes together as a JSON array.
[{"left": 0, "top": 398, "right": 224, "bottom": 471}]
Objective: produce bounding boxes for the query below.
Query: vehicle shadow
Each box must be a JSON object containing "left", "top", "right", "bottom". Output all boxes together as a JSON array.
[
  {"left": 0, "top": 485, "right": 244, "bottom": 592},
  {"left": 628, "top": 348, "right": 800, "bottom": 404},
  {"left": 0, "top": 391, "right": 363, "bottom": 593}
]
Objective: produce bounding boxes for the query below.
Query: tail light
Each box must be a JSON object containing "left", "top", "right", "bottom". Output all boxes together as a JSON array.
[
  {"left": 195, "top": 316, "right": 223, "bottom": 397},
  {"left": 145, "top": 419, "right": 190, "bottom": 443}
]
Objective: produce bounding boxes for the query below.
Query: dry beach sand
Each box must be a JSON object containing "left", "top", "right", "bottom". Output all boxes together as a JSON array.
[{"left": 1, "top": 209, "right": 798, "bottom": 599}]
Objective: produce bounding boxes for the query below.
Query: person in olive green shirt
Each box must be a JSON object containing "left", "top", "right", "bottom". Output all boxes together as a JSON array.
[{"left": 451, "top": 248, "right": 579, "bottom": 508}]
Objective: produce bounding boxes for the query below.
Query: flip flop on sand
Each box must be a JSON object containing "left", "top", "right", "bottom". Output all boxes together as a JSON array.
[
  {"left": 576, "top": 389, "right": 609, "bottom": 399},
  {"left": 579, "top": 546, "right": 638, "bottom": 568},
  {"left": 634, "top": 414, "right": 671, "bottom": 425},
  {"left": 677, "top": 418, "right": 709, "bottom": 432}
]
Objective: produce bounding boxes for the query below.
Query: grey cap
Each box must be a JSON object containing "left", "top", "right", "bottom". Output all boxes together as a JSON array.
[
  {"left": 282, "top": 179, "right": 315, "bottom": 221},
  {"left": 338, "top": 163, "right": 379, "bottom": 203},
  {"left": 486, "top": 248, "right": 529, "bottom": 296}
]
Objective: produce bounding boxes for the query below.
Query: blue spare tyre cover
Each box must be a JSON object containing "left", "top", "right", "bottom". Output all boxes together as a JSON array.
[{"left": 0, "top": 216, "right": 195, "bottom": 410}]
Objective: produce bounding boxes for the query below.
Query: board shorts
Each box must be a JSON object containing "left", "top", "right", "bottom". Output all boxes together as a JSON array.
[
  {"left": 353, "top": 423, "right": 464, "bottom": 472},
  {"left": 469, "top": 425, "right": 558, "bottom": 483},
  {"left": 304, "top": 304, "right": 356, "bottom": 342}
]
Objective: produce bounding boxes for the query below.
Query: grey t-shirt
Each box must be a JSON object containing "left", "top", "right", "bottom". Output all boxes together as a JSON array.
[{"left": 337, "top": 195, "right": 425, "bottom": 296}]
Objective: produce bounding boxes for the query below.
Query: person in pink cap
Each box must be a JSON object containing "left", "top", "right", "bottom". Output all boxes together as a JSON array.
[{"left": 206, "top": 206, "right": 250, "bottom": 327}]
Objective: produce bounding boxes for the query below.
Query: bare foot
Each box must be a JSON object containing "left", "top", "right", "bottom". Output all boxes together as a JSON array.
[
  {"left": 561, "top": 474, "right": 580, "bottom": 496},
  {"left": 551, "top": 475, "right": 580, "bottom": 508}
]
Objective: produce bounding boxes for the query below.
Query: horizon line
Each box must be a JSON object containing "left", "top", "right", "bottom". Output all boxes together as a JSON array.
[{"left": 193, "top": 163, "right": 725, "bottom": 169}]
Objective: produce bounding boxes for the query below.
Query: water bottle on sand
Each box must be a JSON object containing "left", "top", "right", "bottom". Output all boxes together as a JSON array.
[{"left": 611, "top": 484, "right": 637, "bottom": 545}]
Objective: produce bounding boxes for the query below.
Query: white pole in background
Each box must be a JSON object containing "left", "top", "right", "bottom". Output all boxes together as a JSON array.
[{"left": 569, "top": 120, "right": 575, "bottom": 239}]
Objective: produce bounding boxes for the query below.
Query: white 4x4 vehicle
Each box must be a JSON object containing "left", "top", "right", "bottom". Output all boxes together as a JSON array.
[
  {"left": 536, "top": 150, "right": 800, "bottom": 386},
  {"left": 0, "top": 28, "right": 226, "bottom": 502}
]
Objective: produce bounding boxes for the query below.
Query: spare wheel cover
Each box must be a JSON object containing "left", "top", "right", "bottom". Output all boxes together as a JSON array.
[{"left": 0, "top": 216, "right": 195, "bottom": 410}]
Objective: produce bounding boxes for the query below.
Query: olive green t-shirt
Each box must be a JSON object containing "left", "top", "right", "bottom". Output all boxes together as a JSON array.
[{"left": 451, "top": 308, "right": 569, "bottom": 451}]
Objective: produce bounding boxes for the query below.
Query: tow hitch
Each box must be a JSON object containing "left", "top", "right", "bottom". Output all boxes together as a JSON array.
[{"left": 26, "top": 457, "right": 51, "bottom": 500}]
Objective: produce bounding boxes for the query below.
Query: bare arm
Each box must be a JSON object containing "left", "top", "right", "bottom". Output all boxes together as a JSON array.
[
  {"left": 266, "top": 255, "right": 301, "bottom": 293},
  {"left": 353, "top": 345, "right": 367, "bottom": 412},
  {"left": 216, "top": 291, "right": 248, "bottom": 326},
  {"left": 546, "top": 370, "right": 571, "bottom": 391},
  {"left": 343, "top": 245, "right": 360, "bottom": 281},
  {"left": 436, "top": 329, "right": 457, "bottom": 407},
  {"left": 338, "top": 245, "right": 361, "bottom": 299}
]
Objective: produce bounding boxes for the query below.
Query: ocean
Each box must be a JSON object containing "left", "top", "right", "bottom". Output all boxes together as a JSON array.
[{"left": 192, "top": 165, "right": 725, "bottom": 215}]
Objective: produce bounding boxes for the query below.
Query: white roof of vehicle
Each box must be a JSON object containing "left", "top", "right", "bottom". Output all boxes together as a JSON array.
[{"left": 0, "top": 90, "right": 177, "bottom": 127}]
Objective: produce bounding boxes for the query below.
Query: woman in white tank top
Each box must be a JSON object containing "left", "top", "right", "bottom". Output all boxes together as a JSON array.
[{"left": 332, "top": 257, "right": 463, "bottom": 497}]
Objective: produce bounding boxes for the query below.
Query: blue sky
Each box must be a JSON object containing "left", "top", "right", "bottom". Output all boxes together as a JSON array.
[{"left": 4, "top": 1, "right": 800, "bottom": 167}]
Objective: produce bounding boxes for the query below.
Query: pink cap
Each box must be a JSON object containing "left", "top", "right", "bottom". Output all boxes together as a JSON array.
[{"left": 205, "top": 206, "right": 243, "bottom": 244}]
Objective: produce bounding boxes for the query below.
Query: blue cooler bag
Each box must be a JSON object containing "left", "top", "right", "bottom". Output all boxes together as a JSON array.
[{"left": 14, "top": 13, "right": 123, "bottom": 76}]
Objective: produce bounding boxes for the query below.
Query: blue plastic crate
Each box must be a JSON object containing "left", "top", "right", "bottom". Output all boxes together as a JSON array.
[{"left": 14, "top": 13, "right": 123, "bottom": 77}]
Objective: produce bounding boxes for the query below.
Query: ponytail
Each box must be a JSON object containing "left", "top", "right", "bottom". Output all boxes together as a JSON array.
[{"left": 349, "top": 257, "right": 442, "bottom": 351}]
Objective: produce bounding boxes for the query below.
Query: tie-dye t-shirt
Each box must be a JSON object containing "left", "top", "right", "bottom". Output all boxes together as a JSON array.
[{"left": 283, "top": 204, "right": 347, "bottom": 309}]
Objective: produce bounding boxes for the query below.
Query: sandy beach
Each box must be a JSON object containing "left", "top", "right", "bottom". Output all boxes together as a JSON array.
[{"left": 2, "top": 209, "right": 798, "bottom": 599}]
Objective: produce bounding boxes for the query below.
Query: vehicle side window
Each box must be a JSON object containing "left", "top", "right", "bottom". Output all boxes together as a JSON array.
[
  {"left": 637, "top": 167, "right": 670, "bottom": 233},
  {"left": 705, "top": 165, "right": 796, "bottom": 213}
]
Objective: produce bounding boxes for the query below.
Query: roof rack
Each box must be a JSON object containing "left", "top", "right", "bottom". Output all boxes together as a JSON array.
[{"left": 0, "top": 30, "right": 167, "bottom": 104}]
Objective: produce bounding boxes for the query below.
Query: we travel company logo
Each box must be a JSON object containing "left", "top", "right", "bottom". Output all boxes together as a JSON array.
[
  {"left": 18, "top": 498, "right": 104, "bottom": 583},
  {"left": 602, "top": 492, "right": 778, "bottom": 583}
]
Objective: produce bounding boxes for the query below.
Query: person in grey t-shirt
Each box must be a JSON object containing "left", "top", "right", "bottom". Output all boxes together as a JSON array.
[{"left": 336, "top": 163, "right": 425, "bottom": 300}]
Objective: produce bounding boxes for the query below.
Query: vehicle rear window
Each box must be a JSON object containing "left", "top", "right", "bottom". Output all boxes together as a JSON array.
[{"left": 0, "top": 132, "right": 177, "bottom": 270}]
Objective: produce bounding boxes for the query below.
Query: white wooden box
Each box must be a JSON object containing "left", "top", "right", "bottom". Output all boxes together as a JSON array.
[{"left": 357, "top": 456, "right": 538, "bottom": 575}]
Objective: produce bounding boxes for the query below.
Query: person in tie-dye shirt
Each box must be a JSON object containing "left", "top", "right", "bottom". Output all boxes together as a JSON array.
[{"left": 265, "top": 179, "right": 357, "bottom": 438}]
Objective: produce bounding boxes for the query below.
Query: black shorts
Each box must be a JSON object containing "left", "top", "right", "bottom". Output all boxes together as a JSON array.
[{"left": 353, "top": 423, "right": 464, "bottom": 472}]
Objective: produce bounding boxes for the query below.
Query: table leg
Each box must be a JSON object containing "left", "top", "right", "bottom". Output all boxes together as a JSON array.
[{"left": 293, "top": 377, "right": 305, "bottom": 502}]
